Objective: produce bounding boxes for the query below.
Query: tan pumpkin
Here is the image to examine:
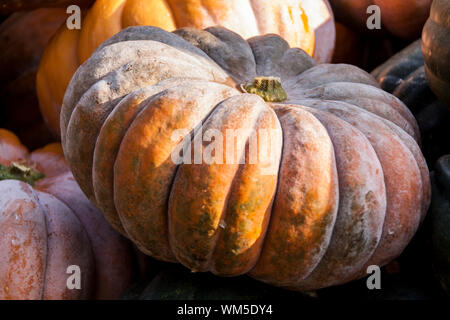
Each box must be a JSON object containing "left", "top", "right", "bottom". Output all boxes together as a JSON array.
[
  {"left": 329, "top": 0, "right": 432, "bottom": 39},
  {"left": 422, "top": 0, "right": 450, "bottom": 108},
  {"left": 0, "top": 8, "right": 67, "bottom": 148},
  {"left": 61, "top": 26, "right": 430, "bottom": 291},
  {"left": 0, "top": 128, "right": 139, "bottom": 299},
  {"left": 36, "top": 0, "right": 335, "bottom": 138}
]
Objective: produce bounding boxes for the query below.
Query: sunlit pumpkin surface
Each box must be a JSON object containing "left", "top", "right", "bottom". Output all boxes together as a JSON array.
[{"left": 60, "top": 26, "right": 430, "bottom": 291}]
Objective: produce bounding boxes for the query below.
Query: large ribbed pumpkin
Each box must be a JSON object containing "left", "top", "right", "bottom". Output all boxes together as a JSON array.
[
  {"left": 0, "top": 128, "right": 138, "bottom": 299},
  {"left": 61, "top": 26, "right": 430, "bottom": 291},
  {"left": 422, "top": 0, "right": 450, "bottom": 108},
  {"left": 329, "top": 0, "right": 432, "bottom": 39},
  {"left": 36, "top": 0, "right": 335, "bottom": 138}
]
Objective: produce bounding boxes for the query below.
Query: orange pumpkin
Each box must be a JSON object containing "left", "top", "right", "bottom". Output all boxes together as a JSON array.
[
  {"left": 36, "top": 0, "right": 335, "bottom": 138},
  {"left": 61, "top": 26, "right": 430, "bottom": 291},
  {"left": 329, "top": 0, "right": 432, "bottom": 39},
  {"left": 0, "top": 128, "right": 139, "bottom": 299}
]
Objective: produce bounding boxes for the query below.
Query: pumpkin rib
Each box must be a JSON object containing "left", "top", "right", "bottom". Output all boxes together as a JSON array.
[
  {"left": 250, "top": 105, "right": 339, "bottom": 286},
  {"left": 283, "top": 105, "right": 386, "bottom": 290},
  {"left": 328, "top": 100, "right": 430, "bottom": 222},
  {"left": 36, "top": 191, "right": 94, "bottom": 300},
  {"left": 93, "top": 82, "right": 181, "bottom": 235},
  {"left": 302, "top": 101, "right": 424, "bottom": 275},
  {"left": 302, "top": 98, "right": 429, "bottom": 223},
  {"left": 175, "top": 26, "right": 258, "bottom": 84},
  {"left": 208, "top": 96, "right": 283, "bottom": 276},
  {"left": 289, "top": 82, "right": 420, "bottom": 142},
  {"left": 36, "top": 172, "right": 137, "bottom": 299},
  {"left": 284, "top": 64, "right": 380, "bottom": 91},
  {"left": 95, "top": 78, "right": 237, "bottom": 237},
  {"left": 168, "top": 94, "right": 281, "bottom": 273},
  {"left": 0, "top": 181, "right": 48, "bottom": 299},
  {"left": 290, "top": 85, "right": 418, "bottom": 141},
  {"left": 114, "top": 82, "right": 238, "bottom": 261},
  {"left": 248, "top": 33, "right": 291, "bottom": 78},
  {"left": 279, "top": 47, "right": 316, "bottom": 79}
]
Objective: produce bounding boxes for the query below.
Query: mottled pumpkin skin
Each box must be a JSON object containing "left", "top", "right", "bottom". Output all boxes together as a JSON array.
[
  {"left": 0, "top": 8, "right": 67, "bottom": 149},
  {"left": 36, "top": 0, "right": 335, "bottom": 137},
  {"left": 430, "top": 155, "right": 450, "bottom": 295},
  {"left": 61, "top": 26, "right": 430, "bottom": 291},
  {"left": 422, "top": 0, "right": 450, "bottom": 109},
  {"left": 372, "top": 40, "right": 450, "bottom": 167},
  {"left": 329, "top": 0, "right": 432, "bottom": 39},
  {"left": 0, "top": 129, "right": 137, "bottom": 299}
]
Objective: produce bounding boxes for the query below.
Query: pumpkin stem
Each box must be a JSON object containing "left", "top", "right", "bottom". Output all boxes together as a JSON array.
[
  {"left": 240, "top": 76, "right": 287, "bottom": 102},
  {"left": 0, "top": 162, "right": 45, "bottom": 186}
]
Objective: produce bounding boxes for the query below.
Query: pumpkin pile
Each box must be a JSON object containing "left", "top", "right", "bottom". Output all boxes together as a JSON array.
[
  {"left": 61, "top": 25, "right": 430, "bottom": 291},
  {"left": 36, "top": 0, "right": 336, "bottom": 138},
  {"left": 329, "top": 0, "right": 433, "bottom": 71},
  {"left": 372, "top": 39, "right": 450, "bottom": 166},
  {"left": 0, "top": 0, "right": 449, "bottom": 300},
  {"left": 0, "top": 129, "right": 146, "bottom": 299},
  {"left": 329, "top": 0, "right": 432, "bottom": 39}
]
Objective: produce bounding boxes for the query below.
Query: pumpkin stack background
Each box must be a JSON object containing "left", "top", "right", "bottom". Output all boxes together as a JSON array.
[
  {"left": 330, "top": 0, "right": 433, "bottom": 70},
  {"left": 0, "top": 0, "right": 448, "bottom": 300}
]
